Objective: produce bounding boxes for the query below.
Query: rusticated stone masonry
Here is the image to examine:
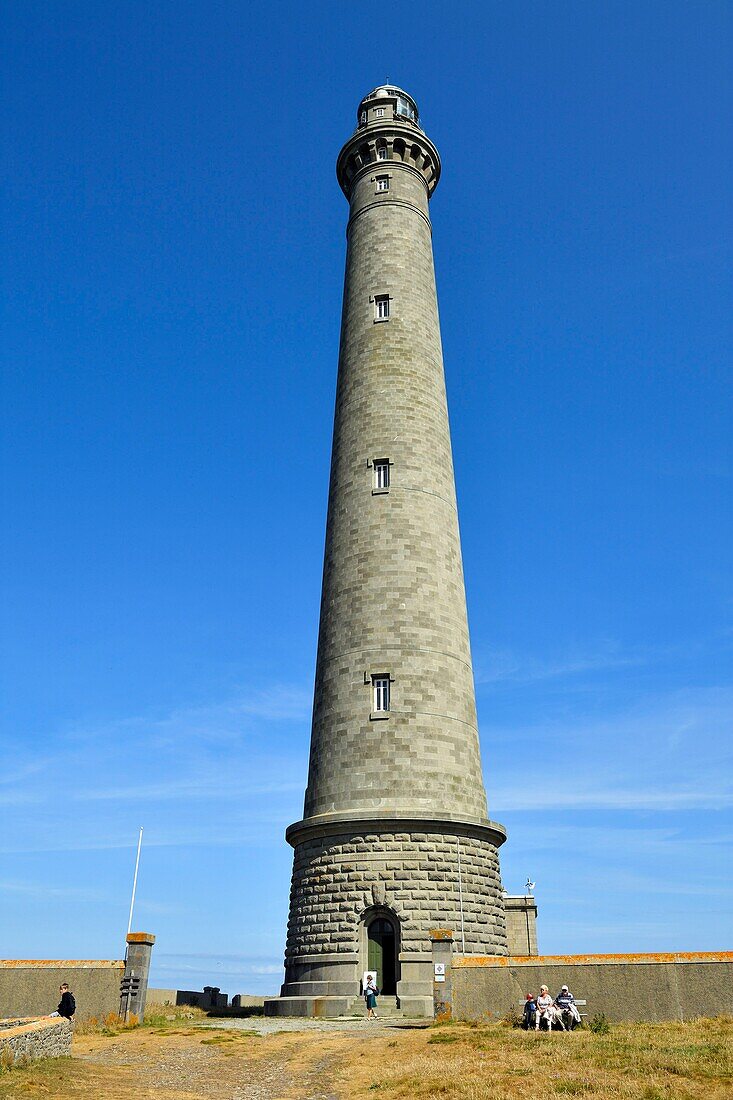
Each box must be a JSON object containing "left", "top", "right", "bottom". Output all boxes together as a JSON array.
[{"left": 286, "top": 830, "right": 506, "bottom": 961}]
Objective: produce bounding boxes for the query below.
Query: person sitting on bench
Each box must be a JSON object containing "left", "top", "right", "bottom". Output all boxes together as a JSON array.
[
  {"left": 535, "top": 985, "right": 557, "bottom": 1030},
  {"left": 555, "top": 985, "right": 581, "bottom": 1029},
  {"left": 522, "top": 993, "right": 536, "bottom": 1029}
]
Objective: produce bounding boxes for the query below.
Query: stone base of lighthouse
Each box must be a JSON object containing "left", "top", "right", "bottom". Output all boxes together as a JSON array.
[{"left": 264, "top": 814, "right": 508, "bottom": 1017}]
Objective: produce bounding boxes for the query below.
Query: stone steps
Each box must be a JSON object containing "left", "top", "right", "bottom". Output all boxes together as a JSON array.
[{"left": 345, "top": 996, "right": 414, "bottom": 1018}]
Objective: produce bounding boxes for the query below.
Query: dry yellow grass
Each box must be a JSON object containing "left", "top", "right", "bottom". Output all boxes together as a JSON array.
[
  {"left": 341, "top": 1016, "right": 733, "bottom": 1100},
  {"left": 0, "top": 1015, "right": 729, "bottom": 1099}
]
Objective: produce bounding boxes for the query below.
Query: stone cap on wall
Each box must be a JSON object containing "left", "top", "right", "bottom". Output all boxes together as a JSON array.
[
  {"left": 0, "top": 959, "right": 124, "bottom": 969},
  {"left": 454, "top": 951, "right": 733, "bottom": 968},
  {"left": 126, "top": 932, "right": 155, "bottom": 946},
  {"left": 0, "top": 1017, "right": 70, "bottom": 1037}
]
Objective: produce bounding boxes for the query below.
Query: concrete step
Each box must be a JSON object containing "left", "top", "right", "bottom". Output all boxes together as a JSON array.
[{"left": 346, "top": 996, "right": 413, "bottom": 1018}]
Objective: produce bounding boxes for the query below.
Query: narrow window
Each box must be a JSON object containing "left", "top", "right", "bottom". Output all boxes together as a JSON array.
[
  {"left": 373, "top": 676, "right": 390, "bottom": 713},
  {"left": 375, "top": 175, "right": 389, "bottom": 192},
  {"left": 374, "top": 460, "right": 390, "bottom": 490},
  {"left": 375, "top": 295, "right": 390, "bottom": 320},
  {"left": 360, "top": 111, "right": 367, "bottom": 126},
  {"left": 375, "top": 107, "right": 385, "bottom": 118},
  {"left": 377, "top": 147, "right": 387, "bottom": 160}
]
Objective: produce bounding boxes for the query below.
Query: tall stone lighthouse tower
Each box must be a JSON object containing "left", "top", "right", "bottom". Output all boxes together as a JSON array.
[{"left": 271, "top": 86, "right": 508, "bottom": 1017}]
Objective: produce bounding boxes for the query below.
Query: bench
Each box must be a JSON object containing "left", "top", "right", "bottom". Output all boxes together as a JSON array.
[{"left": 518, "top": 999, "right": 588, "bottom": 1028}]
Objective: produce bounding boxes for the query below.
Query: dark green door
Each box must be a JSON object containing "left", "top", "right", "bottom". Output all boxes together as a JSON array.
[{"left": 367, "top": 918, "right": 396, "bottom": 995}]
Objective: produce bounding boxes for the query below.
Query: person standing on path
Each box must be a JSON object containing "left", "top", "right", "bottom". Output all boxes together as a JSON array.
[{"left": 364, "top": 974, "right": 379, "bottom": 1020}]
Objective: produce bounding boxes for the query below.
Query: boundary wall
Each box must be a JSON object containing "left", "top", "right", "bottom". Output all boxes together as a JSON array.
[
  {"left": 451, "top": 952, "right": 733, "bottom": 1023},
  {"left": 0, "top": 1017, "right": 72, "bottom": 1066},
  {"left": 0, "top": 960, "right": 123, "bottom": 1020},
  {"left": 0, "top": 932, "right": 155, "bottom": 1022}
]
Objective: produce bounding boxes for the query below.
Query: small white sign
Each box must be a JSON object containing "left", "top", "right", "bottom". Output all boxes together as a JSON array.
[
  {"left": 435, "top": 974, "right": 446, "bottom": 982},
  {"left": 434, "top": 963, "right": 446, "bottom": 976}
]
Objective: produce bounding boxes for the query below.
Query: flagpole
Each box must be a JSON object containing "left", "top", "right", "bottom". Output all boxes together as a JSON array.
[{"left": 127, "top": 827, "right": 144, "bottom": 935}]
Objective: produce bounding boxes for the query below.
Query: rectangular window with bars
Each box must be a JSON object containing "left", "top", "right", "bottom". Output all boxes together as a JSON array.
[
  {"left": 376, "top": 175, "right": 389, "bottom": 192},
  {"left": 375, "top": 295, "right": 390, "bottom": 320},
  {"left": 374, "top": 460, "right": 390, "bottom": 490},
  {"left": 372, "top": 676, "right": 390, "bottom": 713}
]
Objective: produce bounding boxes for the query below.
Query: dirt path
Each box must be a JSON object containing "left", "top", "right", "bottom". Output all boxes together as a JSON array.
[{"left": 70, "top": 1022, "right": 394, "bottom": 1100}]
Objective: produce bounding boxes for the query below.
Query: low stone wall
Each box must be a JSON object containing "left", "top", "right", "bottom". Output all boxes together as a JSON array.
[
  {"left": 452, "top": 952, "right": 733, "bottom": 1023},
  {"left": 146, "top": 987, "right": 178, "bottom": 1006},
  {"left": 0, "top": 1017, "right": 72, "bottom": 1066},
  {"left": 0, "top": 960, "right": 124, "bottom": 1020}
]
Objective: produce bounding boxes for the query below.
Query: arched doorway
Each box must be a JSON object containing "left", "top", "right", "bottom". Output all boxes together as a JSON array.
[{"left": 367, "top": 916, "right": 397, "bottom": 995}]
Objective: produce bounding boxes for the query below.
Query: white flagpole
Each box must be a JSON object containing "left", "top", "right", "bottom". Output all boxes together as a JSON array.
[
  {"left": 127, "top": 827, "right": 144, "bottom": 935},
  {"left": 457, "top": 837, "right": 466, "bottom": 954}
]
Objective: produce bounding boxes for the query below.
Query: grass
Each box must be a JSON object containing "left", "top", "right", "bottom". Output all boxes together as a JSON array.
[
  {"left": 0, "top": 1012, "right": 730, "bottom": 1098},
  {"left": 140, "top": 1003, "right": 208, "bottom": 1029},
  {"left": 346, "top": 1016, "right": 733, "bottom": 1099},
  {"left": 75, "top": 1011, "right": 139, "bottom": 1037}
]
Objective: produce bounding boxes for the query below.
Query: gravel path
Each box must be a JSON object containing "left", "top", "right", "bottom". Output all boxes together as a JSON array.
[
  {"left": 202, "top": 1016, "right": 429, "bottom": 1036},
  {"left": 75, "top": 1017, "right": 428, "bottom": 1099}
]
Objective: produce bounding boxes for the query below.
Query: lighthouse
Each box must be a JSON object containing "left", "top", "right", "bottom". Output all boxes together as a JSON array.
[{"left": 268, "top": 85, "right": 508, "bottom": 1018}]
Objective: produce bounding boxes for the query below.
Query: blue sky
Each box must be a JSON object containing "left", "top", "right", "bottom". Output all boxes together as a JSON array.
[{"left": 1, "top": 1, "right": 731, "bottom": 996}]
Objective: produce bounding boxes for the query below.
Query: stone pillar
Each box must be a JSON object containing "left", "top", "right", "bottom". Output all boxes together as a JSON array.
[
  {"left": 119, "top": 932, "right": 155, "bottom": 1022},
  {"left": 430, "top": 929, "right": 454, "bottom": 1019},
  {"left": 504, "top": 895, "right": 539, "bottom": 955}
]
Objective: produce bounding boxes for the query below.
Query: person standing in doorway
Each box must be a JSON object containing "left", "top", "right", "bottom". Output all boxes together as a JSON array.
[{"left": 364, "top": 973, "right": 379, "bottom": 1020}]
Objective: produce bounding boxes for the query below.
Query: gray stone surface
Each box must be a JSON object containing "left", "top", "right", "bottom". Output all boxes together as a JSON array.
[
  {"left": 119, "top": 932, "right": 155, "bottom": 1022},
  {"left": 0, "top": 961, "right": 123, "bottom": 1020},
  {"left": 204, "top": 1015, "right": 430, "bottom": 1034},
  {"left": 271, "top": 85, "right": 508, "bottom": 1018},
  {"left": 451, "top": 954, "right": 733, "bottom": 1022},
  {"left": 504, "top": 895, "right": 538, "bottom": 956},
  {"left": 146, "top": 987, "right": 179, "bottom": 1005},
  {"left": 0, "top": 1017, "right": 72, "bottom": 1066},
  {"left": 430, "top": 929, "right": 454, "bottom": 1018}
]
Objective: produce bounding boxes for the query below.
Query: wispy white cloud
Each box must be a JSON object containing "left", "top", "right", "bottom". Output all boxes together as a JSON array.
[
  {"left": 76, "top": 776, "right": 301, "bottom": 803},
  {"left": 484, "top": 685, "right": 733, "bottom": 813},
  {"left": 0, "top": 791, "right": 42, "bottom": 806},
  {"left": 150, "top": 952, "right": 283, "bottom": 989},
  {"left": 0, "top": 818, "right": 293, "bottom": 855},
  {"left": 493, "top": 783, "right": 732, "bottom": 812},
  {"left": 474, "top": 634, "right": 730, "bottom": 686},
  {"left": 60, "top": 683, "right": 312, "bottom": 751},
  {"left": 475, "top": 641, "right": 644, "bottom": 685},
  {"left": 0, "top": 879, "right": 112, "bottom": 903}
]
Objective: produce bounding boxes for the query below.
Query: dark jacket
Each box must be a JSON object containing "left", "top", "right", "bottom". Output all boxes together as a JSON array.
[{"left": 58, "top": 991, "right": 76, "bottom": 1018}]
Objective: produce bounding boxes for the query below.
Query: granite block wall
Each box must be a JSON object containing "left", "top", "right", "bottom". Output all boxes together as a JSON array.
[
  {"left": 0, "top": 1018, "right": 72, "bottom": 1066},
  {"left": 285, "top": 828, "right": 506, "bottom": 969}
]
